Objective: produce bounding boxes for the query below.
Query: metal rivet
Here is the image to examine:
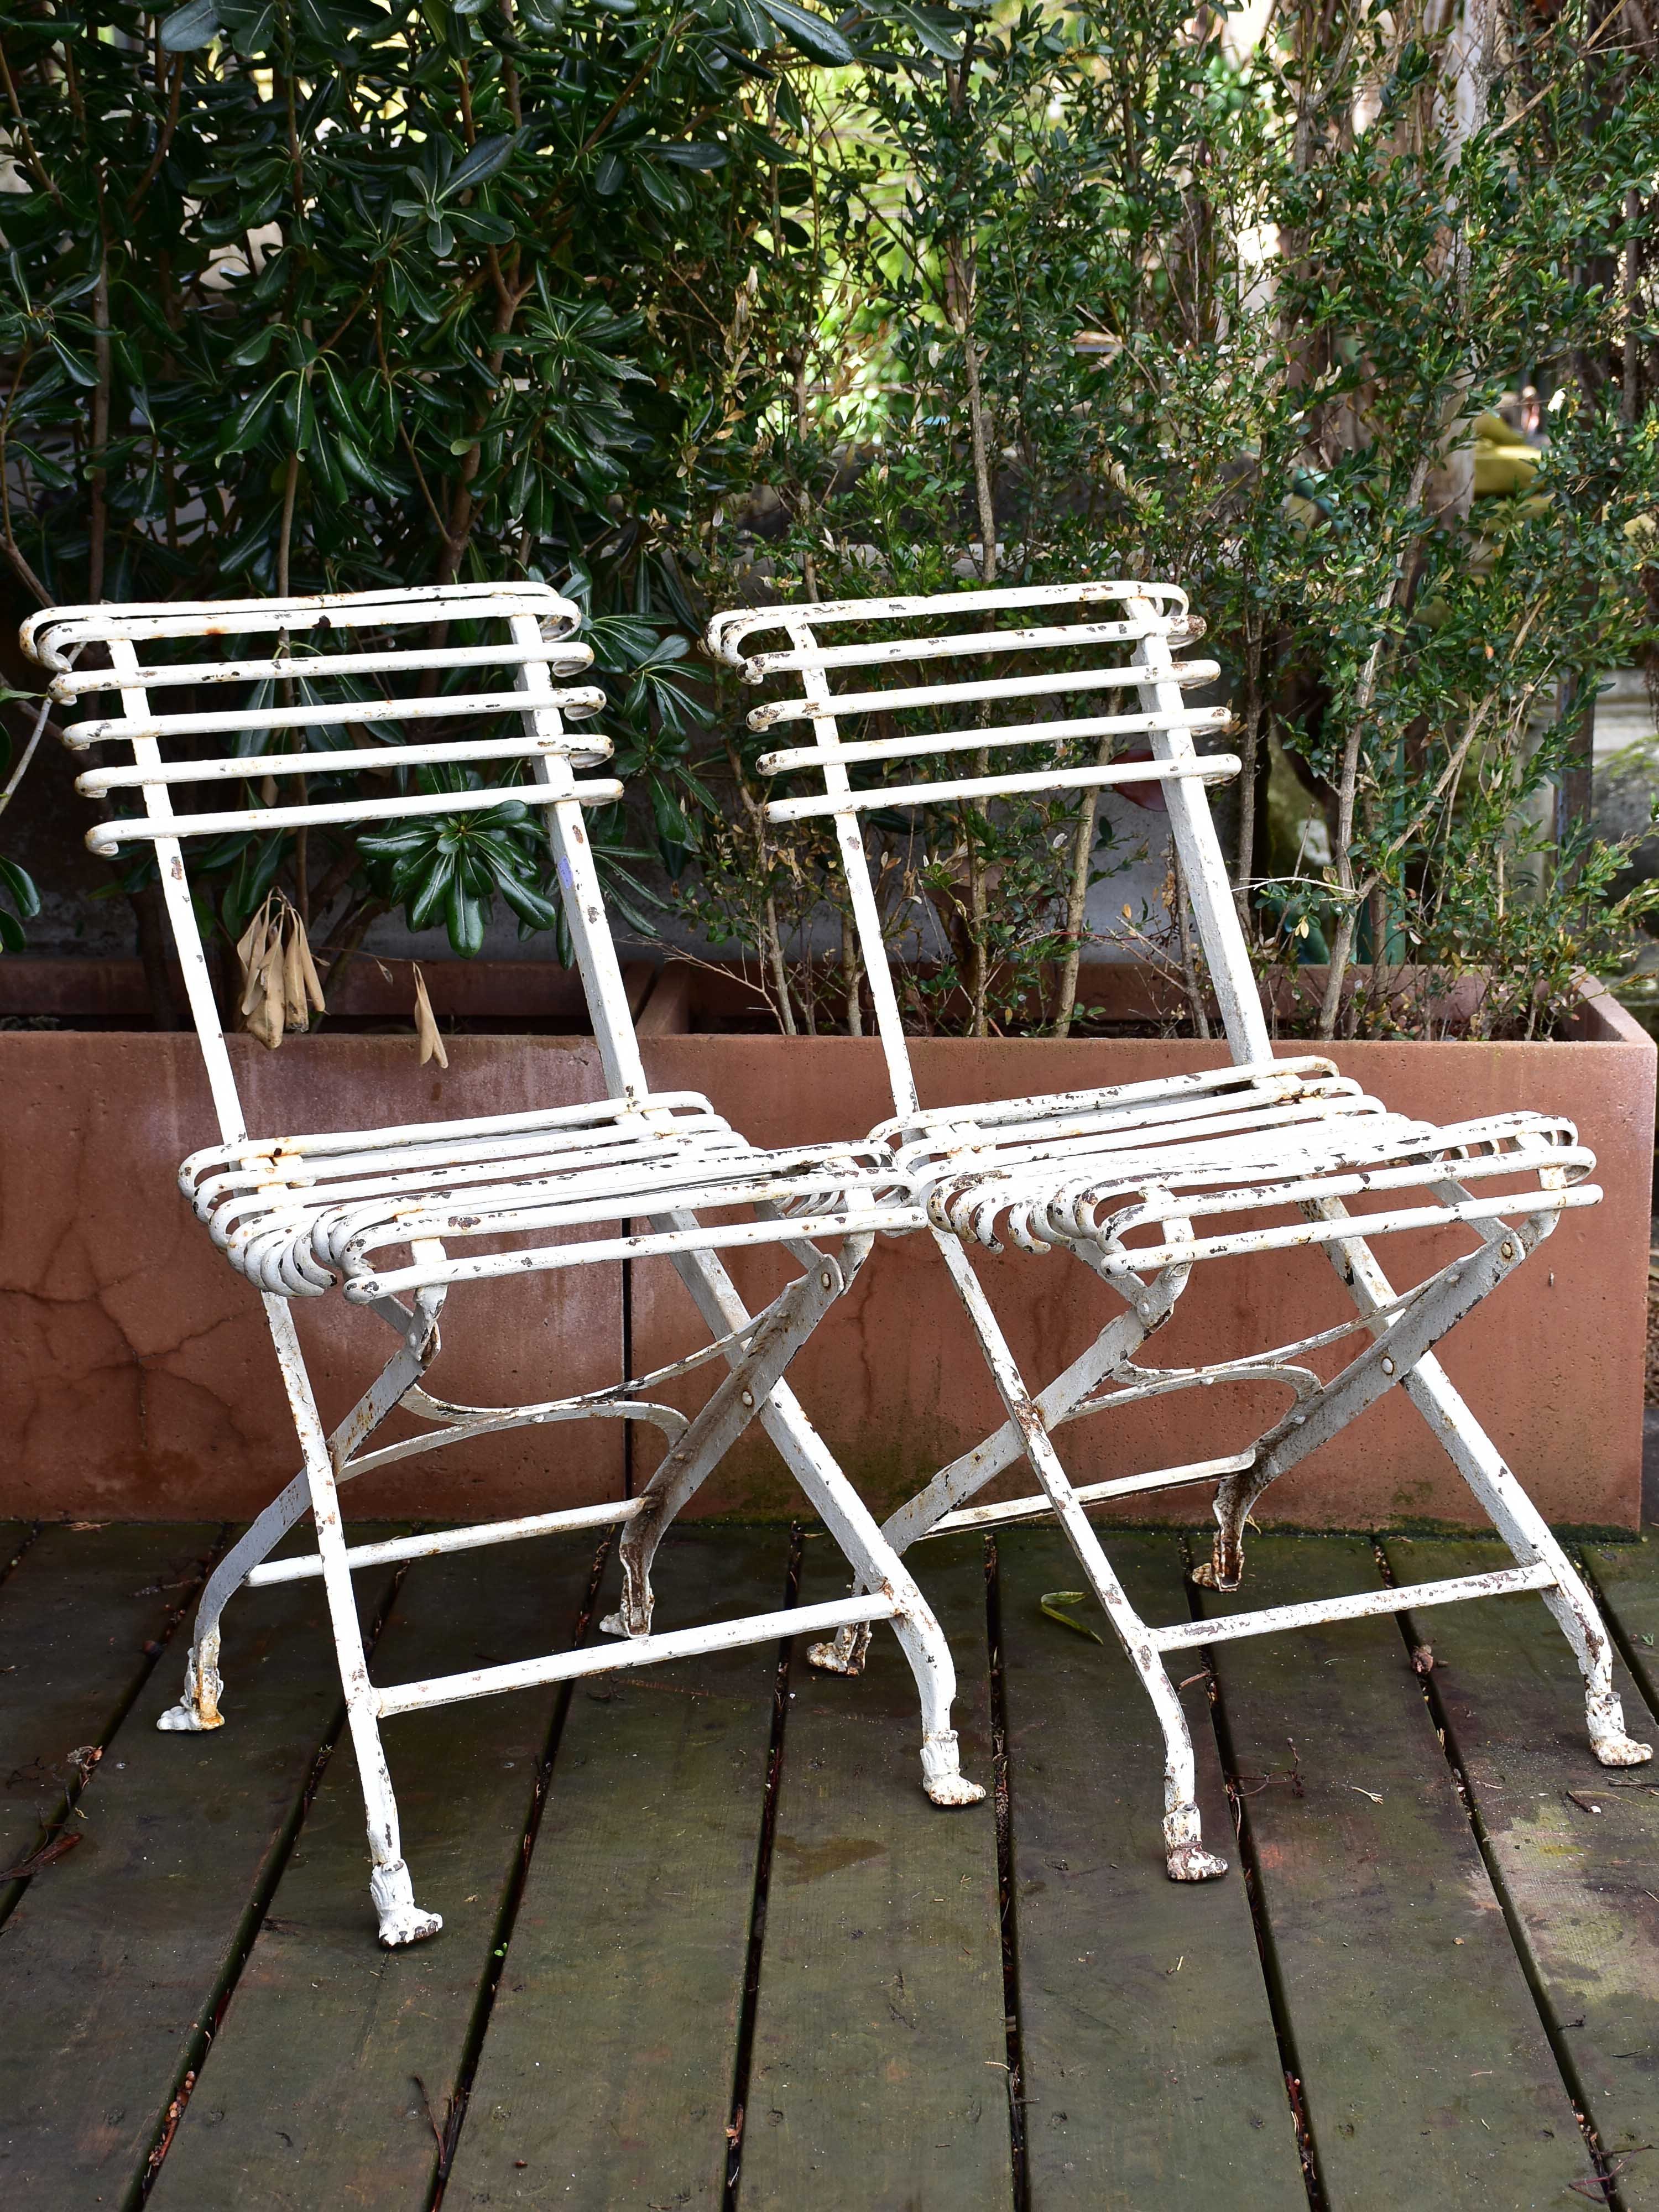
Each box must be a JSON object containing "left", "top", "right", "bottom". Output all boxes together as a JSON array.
[
  {"left": 821, "top": 1271, "right": 833, "bottom": 1290},
  {"left": 740, "top": 1390, "right": 755, "bottom": 1407},
  {"left": 1499, "top": 1240, "right": 1515, "bottom": 1261},
  {"left": 1381, "top": 1355, "right": 1395, "bottom": 1376}
]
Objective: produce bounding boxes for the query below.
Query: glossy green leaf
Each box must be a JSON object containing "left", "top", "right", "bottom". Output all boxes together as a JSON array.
[
  {"left": 160, "top": 0, "right": 220, "bottom": 49},
  {"left": 758, "top": 0, "right": 853, "bottom": 64}
]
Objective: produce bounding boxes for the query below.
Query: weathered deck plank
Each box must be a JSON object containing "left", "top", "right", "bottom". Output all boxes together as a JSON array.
[
  {"left": 4, "top": 1520, "right": 1657, "bottom": 2212},
  {"left": 444, "top": 1527, "right": 789, "bottom": 2212},
  {"left": 1383, "top": 1536, "right": 1659, "bottom": 2205},
  {"left": 0, "top": 1523, "right": 220, "bottom": 1879},
  {"left": 1584, "top": 1541, "right": 1659, "bottom": 1713},
  {"left": 738, "top": 1533, "right": 1009, "bottom": 2212},
  {"left": 997, "top": 1530, "right": 1308, "bottom": 2208},
  {"left": 1199, "top": 1535, "right": 1590, "bottom": 2209},
  {"left": 0, "top": 1562, "right": 398, "bottom": 2211},
  {"left": 147, "top": 1533, "right": 602, "bottom": 2212}
]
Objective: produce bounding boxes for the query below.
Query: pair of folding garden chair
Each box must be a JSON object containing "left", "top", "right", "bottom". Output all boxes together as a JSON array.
[{"left": 23, "top": 573, "right": 1644, "bottom": 1945}]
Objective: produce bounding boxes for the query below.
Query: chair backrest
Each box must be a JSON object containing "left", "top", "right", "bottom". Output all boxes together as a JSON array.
[
  {"left": 22, "top": 581, "right": 651, "bottom": 1141},
  {"left": 707, "top": 580, "right": 1273, "bottom": 1114}
]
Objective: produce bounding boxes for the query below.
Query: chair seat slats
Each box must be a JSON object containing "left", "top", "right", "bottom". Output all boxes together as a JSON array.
[{"left": 181, "top": 1089, "right": 907, "bottom": 1299}]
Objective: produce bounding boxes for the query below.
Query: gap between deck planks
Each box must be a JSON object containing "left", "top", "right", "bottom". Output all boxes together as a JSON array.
[
  {"left": 1389, "top": 1537, "right": 1659, "bottom": 2210},
  {"left": 996, "top": 1530, "right": 1309, "bottom": 2209},
  {"left": 7, "top": 1523, "right": 1659, "bottom": 2212},
  {"left": 0, "top": 1524, "right": 222, "bottom": 1885},
  {"left": 0, "top": 1537, "right": 401, "bottom": 2210},
  {"left": 441, "top": 1525, "right": 794, "bottom": 2212},
  {"left": 1196, "top": 1534, "right": 1624, "bottom": 2211},
  {"left": 736, "top": 1533, "right": 1009, "bottom": 2212},
  {"left": 147, "top": 1526, "right": 606, "bottom": 2212}
]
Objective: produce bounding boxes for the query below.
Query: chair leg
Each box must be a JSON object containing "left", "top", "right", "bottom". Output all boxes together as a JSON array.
[
  {"left": 808, "top": 1238, "right": 1182, "bottom": 1676},
  {"left": 606, "top": 1258, "right": 843, "bottom": 1638},
  {"left": 1194, "top": 1223, "right": 1528, "bottom": 1594},
  {"left": 262, "top": 1297, "right": 443, "bottom": 1947},
  {"left": 159, "top": 1299, "right": 440, "bottom": 1735},
  {"left": 157, "top": 1473, "right": 306, "bottom": 1733},
  {"left": 1312, "top": 1201, "right": 1653, "bottom": 1771},
  {"left": 662, "top": 1237, "right": 985, "bottom": 1808},
  {"left": 931, "top": 1237, "right": 1226, "bottom": 1877}
]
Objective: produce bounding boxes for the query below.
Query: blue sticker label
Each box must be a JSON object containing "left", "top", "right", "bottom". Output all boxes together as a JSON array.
[{"left": 557, "top": 855, "right": 573, "bottom": 889}]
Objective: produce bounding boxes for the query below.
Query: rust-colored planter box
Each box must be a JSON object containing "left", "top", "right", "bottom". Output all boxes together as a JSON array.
[{"left": 0, "top": 961, "right": 1650, "bottom": 1527}]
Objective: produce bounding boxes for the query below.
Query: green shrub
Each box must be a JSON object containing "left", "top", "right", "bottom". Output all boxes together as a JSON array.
[{"left": 2, "top": 0, "right": 1656, "bottom": 1039}]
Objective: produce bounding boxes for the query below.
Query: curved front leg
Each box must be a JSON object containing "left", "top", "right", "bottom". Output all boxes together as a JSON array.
[
  {"left": 159, "top": 1287, "right": 444, "bottom": 1733},
  {"left": 606, "top": 1254, "right": 846, "bottom": 1637}
]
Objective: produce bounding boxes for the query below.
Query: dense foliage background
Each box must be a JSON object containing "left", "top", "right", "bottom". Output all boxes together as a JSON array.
[{"left": 1, "top": 0, "right": 1656, "bottom": 1036}]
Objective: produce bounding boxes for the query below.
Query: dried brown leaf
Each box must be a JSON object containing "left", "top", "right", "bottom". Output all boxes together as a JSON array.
[
  {"left": 413, "top": 965, "right": 448, "bottom": 1069},
  {"left": 236, "top": 899, "right": 272, "bottom": 1018},
  {"left": 282, "top": 920, "right": 307, "bottom": 1030},
  {"left": 295, "top": 920, "right": 327, "bottom": 1013},
  {"left": 246, "top": 937, "right": 286, "bottom": 1050}
]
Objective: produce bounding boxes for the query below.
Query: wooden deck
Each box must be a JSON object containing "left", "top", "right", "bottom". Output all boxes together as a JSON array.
[{"left": 4, "top": 1519, "right": 1659, "bottom": 2210}]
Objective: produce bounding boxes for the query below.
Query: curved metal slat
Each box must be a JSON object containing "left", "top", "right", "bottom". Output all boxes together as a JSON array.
[
  {"left": 62, "top": 684, "right": 607, "bottom": 750},
  {"left": 24, "top": 581, "right": 575, "bottom": 668},
  {"left": 758, "top": 704, "right": 1230, "bottom": 775},
  {"left": 707, "top": 577, "right": 1187, "bottom": 666},
  {"left": 77, "top": 730, "right": 613, "bottom": 794},
  {"left": 49, "top": 637, "right": 594, "bottom": 700},
  {"left": 86, "top": 776, "right": 624, "bottom": 854},
  {"left": 765, "top": 754, "right": 1239, "bottom": 825},
  {"left": 747, "top": 656, "right": 1223, "bottom": 730}
]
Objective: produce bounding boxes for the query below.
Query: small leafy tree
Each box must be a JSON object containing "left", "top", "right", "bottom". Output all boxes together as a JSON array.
[
  {"left": 0, "top": 0, "right": 848, "bottom": 992},
  {"left": 677, "top": 0, "right": 1659, "bottom": 1041},
  {"left": 4, "top": 0, "right": 1656, "bottom": 1041}
]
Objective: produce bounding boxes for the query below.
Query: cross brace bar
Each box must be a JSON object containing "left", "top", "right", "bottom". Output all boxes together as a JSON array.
[
  {"left": 925, "top": 1449, "right": 1258, "bottom": 1536},
  {"left": 373, "top": 1592, "right": 900, "bottom": 1719},
  {"left": 245, "top": 1498, "right": 644, "bottom": 1588},
  {"left": 1149, "top": 1559, "right": 1558, "bottom": 1653}
]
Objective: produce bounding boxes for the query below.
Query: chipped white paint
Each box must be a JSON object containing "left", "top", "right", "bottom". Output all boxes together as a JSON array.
[
  {"left": 709, "top": 575, "right": 1650, "bottom": 1884},
  {"left": 23, "top": 581, "right": 985, "bottom": 1948}
]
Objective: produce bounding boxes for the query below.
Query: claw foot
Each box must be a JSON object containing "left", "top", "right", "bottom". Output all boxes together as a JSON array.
[
  {"left": 1188, "top": 1556, "right": 1241, "bottom": 1594},
  {"left": 1164, "top": 1802, "right": 1228, "bottom": 1881},
  {"left": 1167, "top": 1840, "right": 1230, "bottom": 1881},
  {"left": 599, "top": 1608, "right": 653, "bottom": 1641},
  {"left": 921, "top": 1729, "right": 987, "bottom": 1807},
  {"left": 1589, "top": 1690, "right": 1652, "bottom": 1767},
  {"left": 807, "top": 1623, "right": 871, "bottom": 1676},
  {"left": 370, "top": 1859, "right": 443, "bottom": 1949},
  {"left": 156, "top": 1644, "right": 224, "bottom": 1733}
]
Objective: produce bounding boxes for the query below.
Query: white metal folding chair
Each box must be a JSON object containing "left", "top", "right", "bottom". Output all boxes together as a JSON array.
[
  {"left": 707, "top": 578, "right": 1651, "bottom": 1883},
  {"left": 22, "top": 580, "right": 983, "bottom": 1948}
]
